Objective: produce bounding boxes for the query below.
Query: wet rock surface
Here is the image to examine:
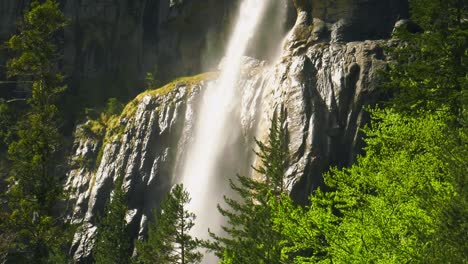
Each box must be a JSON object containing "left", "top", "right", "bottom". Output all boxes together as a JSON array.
[
  {"left": 67, "top": 81, "right": 202, "bottom": 262},
  {"left": 258, "top": 41, "right": 390, "bottom": 203},
  {"left": 63, "top": 0, "right": 407, "bottom": 261},
  {"left": 66, "top": 42, "right": 391, "bottom": 261},
  {"left": 66, "top": 69, "right": 267, "bottom": 261}
]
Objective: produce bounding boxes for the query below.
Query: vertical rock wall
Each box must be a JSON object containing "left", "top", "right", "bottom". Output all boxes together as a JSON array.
[
  {"left": 292, "top": 0, "right": 408, "bottom": 43},
  {"left": 66, "top": 67, "right": 267, "bottom": 262},
  {"left": 256, "top": 40, "right": 392, "bottom": 203},
  {"left": 254, "top": 0, "right": 407, "bottom": 202},
  {"left": 9, "top": 0, "right": 408, "bottom": 261},
  {"left": 0, "top": 0, "right": 239, "bottom": 106}
]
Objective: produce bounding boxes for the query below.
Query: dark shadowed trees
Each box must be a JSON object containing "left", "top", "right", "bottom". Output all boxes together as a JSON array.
[
  {"left": 136, "top": 184, "right": 202, "bottom": 264},
  {"left": 0, "top": 1, "right": 71, "bottom": 262},
  {"left": 93, "top": 175, "right": 132, "bottom": 264}
]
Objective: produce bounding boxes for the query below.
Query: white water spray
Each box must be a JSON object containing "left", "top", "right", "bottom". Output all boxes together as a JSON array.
[{"left": 179, "top": 0, "right": 271, "bottom": 262}]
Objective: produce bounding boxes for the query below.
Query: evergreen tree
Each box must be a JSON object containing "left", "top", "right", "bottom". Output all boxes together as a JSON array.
[
  {"left": 135, "top": 184, "right": 202, "bottom": 264},
  {"left": 0, "top": 1, "right": 71, "bottom": 263},
  {"left": 209, "top": 108, "right": 289, "bottom": 264},
  {"left": 93, "top": 175, "right": 132, "bottom": 264},
  {"left": 386, "top": 0, "right": 466, "bottom": 116},
  {"left": 273, "top": 109, "right": 467, "bottom": 263},
  {"left": 271, "top": 0, "right": 467, "bottom": 263}
]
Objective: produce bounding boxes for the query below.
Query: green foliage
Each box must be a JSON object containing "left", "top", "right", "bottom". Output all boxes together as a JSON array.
[
  {"left": 386, "top": 0, "right": 467, "bottom": 115},
  {"left": 253, "top": 108, "right": 290, "bottom": 196},
  {"left": 136, "top": 184, "right": 202, "bottom": 264},
  {"left": 271, "top": 1, "right": 467, "bottom": 263},
  {"left": 105, "top": 98, "right": 124, "bottom": 116},
  {"left": 8, "top": 105, "right": 63, "bottom": 210},
  {"left": 209, "top": 108, "right": 289, "bottom": 263},
  {"left": 274, "top": 109, "right": 467, "bottom": 263},
  {"left": 0, "top": 99, "right": 14, "bottom": 189},
  {"left": 134, "top": 72, "right": 219, "bottom": 105},
  {"left": 0, "top": 99, "right": 15, "bottom": 149},
  {"left": 145, "top": 72, "right": 161, "bottom": 90},
  {"left": 93, "top": 175, "right": 132, "bottom": 264},
  {"left": 75, "top": 98, "right": 124, "bottom": 170},
  {"left": 0, "top": 232, "right": 15, "bottom": 263},
  {"left": 6, "top": 0, "right": 67, "bottom": 98},
  {"left": 80, "top": 98, "right": 124, "bottom": 139},
  {"left": 0, "top": 1, "right": 72, "bottom": 263}
]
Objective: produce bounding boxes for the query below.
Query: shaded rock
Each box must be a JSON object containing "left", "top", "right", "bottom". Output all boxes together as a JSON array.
[
  {"left": 67, "top": 40, "right": 392, "bottom": 262},
  {"left": 393, "top": 19, "right": 424, "bottom": 35},
  {"left": 289, "top": 0, "right": 408, "bottom": 43},
  {"left": 0, "top": 0, "right": 239, "bottom": 106}
]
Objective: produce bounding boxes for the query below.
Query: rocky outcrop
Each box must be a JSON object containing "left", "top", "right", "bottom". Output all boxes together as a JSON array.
[
  {"left": 0, "top": 0, "right": 296, "bottom": 130},
  {"left": 62, "top": 0, "right": 240, "bottom": 102},
  {"left": 292, "top": 0, "right": 408, "bottom": 43},
  {"left": 65, "top": 0, "right": 407, "bottom": 261},
  {"left": 67, "top": 64, "right": 273, "bottom": 261},
  {"left": 257, "top": 40, "right": 391, "bottom": 203},
  {"left": 66, "top": 43, "right": 392, "bottom": 261},
  {"left": 66, "top": 73, "right": 218, "bottom": 261}
]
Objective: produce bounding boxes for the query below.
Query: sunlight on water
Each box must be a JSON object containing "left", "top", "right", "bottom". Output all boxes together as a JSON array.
[{"left": 179, "top": 0, "right": 272, "bottom": 263}]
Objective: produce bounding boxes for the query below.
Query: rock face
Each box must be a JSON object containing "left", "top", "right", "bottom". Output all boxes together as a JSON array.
[
  {"left": 66, "top": 69, "right": 268, "bottom": 262},
  {"left": 65, "top": 0, "right": 407, "bottom": 261},
  {"left": 259, "top": 41, "right": 390, "bottom": 203},
  {"left": 0, "top": 0, "right": 238, "bottom": 104},
  {"left": 1, "top": 0, "right": 295, "bottom": 122},
  {"left": 62, "top": 0, "right": 240, "bottom": 102},
  {"left": 67, "top": 74, "right": 214, "bottom": 261},
  {"left": 293, "top": 0, "right": 408, "bottom": 43}
]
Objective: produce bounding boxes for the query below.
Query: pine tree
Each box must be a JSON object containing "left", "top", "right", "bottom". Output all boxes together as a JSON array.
[
  {"left": 271, "top": 0, "right": 468, "bottom": 262},
  {"left": 386, "top": 0, "right": 466, "bottom": 116},
  {"left": 209, "top": 107, "right": 289, "bottom": 264},
  {"left": 93, "top": 175, "right": 132, "bottom": 264},
  {"left": 136, "top": 184, "right": 202, "bottom": 264},
  {"left": 0, "top": 1, "right": 70, "bottom": 262},
  {"left": 274, "top": 109, "right": 468, "bottom": 263}
]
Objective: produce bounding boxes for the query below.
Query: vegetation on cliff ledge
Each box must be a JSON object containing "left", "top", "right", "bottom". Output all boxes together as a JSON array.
[
  {"left": 82, "top": 71, "right": 219, "bottom": 172},
  {"left": 0, "top": 0, "right": 465, "bottom": 263},
  {"left": 122, "top": 71, "right": 219, "bottom": 119}
]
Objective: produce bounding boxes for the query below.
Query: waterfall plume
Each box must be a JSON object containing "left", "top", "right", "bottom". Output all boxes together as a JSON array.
[{"left": 178, "top": 0, "right": 274, "bottom": 263}]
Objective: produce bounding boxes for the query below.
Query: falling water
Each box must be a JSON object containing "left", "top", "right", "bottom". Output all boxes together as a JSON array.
[{"left": 179, "top": 0, "right": 272, "bottom": 263}]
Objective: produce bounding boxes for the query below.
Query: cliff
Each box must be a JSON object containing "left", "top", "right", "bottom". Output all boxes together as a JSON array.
[
  {"left": 292, "top": 0, "right": 408, "bottom": 43},
  {"left": 0, "top": 0, "right": 239, "bottom": 107},
  {"left": 64, "top": 0, "right": 408, "bottom": 261}
]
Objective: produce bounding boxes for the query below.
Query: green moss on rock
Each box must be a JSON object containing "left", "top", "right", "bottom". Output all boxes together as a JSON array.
[
  {"left": 121, "top": 71, "right": 218, "bottom": 120},
  {"left": 92, "top": 72, "right": 218, "bottom": 170},
  {"left": 136, "top": 72, "right": 218, "bottom": 103}
]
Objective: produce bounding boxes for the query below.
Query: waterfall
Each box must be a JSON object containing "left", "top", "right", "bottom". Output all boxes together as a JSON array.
[{"left": 179, "top": 0, "right": 272, "bottom": 263}]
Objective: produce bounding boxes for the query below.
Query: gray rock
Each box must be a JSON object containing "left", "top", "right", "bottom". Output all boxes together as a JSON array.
[
  {"left": 393, "top": 19, "right": 424, "bottom": 35},
  {"left": 63, "top": 0, "right": 407, "bottom": 261},
  {"left": 66, "top": 74, "right": 222, "bottom": 262},
  {"left": 292, "top": 0, "right": 408, "bottom": 43},
  {"left": 255, "top": 40, "right": 389, "bottom": 203},
  {"left": 66, "top": 41, "right": 390, "bottom": 261},
  {"left": 0, "top": 0, "right": 239, "bottom": 102},
  {"left": 67, "top": 60, "right": 273, "bottom": 261}
]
